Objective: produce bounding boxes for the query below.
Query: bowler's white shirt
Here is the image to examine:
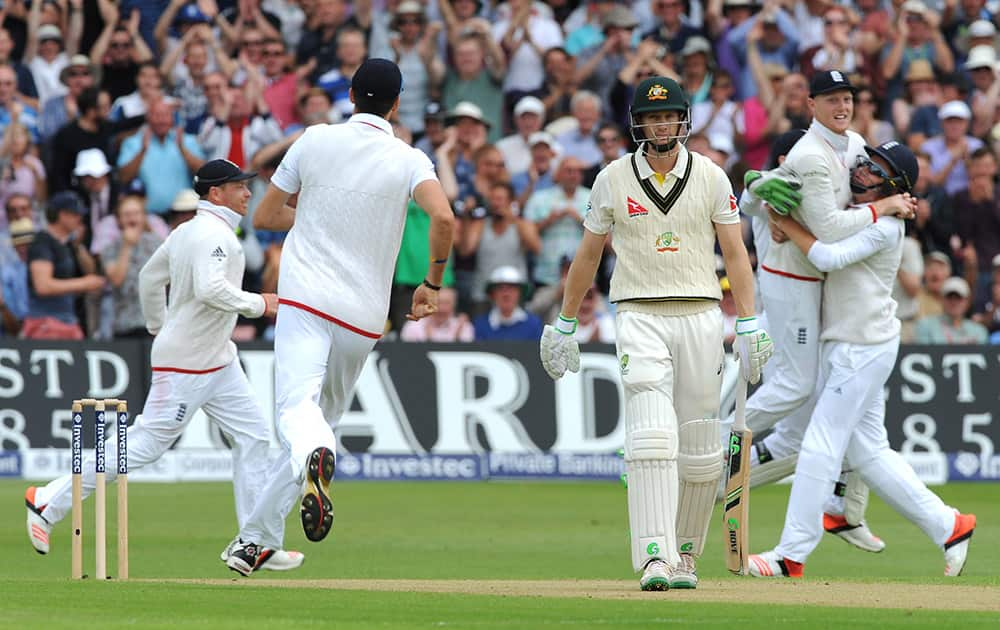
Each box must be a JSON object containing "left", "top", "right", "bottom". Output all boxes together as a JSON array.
[
  {"left": 271, "top": 114, "right": 438, "bottom": 337},
  {"left": 139, "top": 200, "right": 265, "bottom": 372}
]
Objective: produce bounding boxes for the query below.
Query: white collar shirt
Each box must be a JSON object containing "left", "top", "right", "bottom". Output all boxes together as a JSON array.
[{"left": 270, "top": 113, "right": 438, "bottom": 337}]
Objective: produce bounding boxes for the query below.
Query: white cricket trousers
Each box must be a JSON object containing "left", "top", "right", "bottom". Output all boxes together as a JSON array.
[
  {"left": 741, "top": 271, "right": 822, "bottom": 433},
  {"left": 776, "top": 338, "right": 955, "bottom": 563},
  {"left": 37, "top": 360, "right": 271, "bottom": 530},
  {"left": 240, "top": 303, "right": 376, "bottom": 548}
]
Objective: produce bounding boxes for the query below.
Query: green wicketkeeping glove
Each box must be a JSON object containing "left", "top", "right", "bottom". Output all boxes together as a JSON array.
[{"left": 744, "top": 170, "right": 802, "bottom": 216}]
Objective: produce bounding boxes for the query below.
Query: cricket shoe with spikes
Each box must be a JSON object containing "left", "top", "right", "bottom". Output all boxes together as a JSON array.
[
  {"left": 943, "top": 512, "right": 976, "bottom": 577},
  {"left": 220, "top": 537, "right": 305, "bottom": 571},
  {"left": 25, "top": 487, "right": 52, "bottom": 555},
  {"left": 226, "top": 540, "right": 266, "bottom": 576},
  {"left": 823, "top": 513, "right": 885, "bottom": 553},
  {"left": 301, "top": 447, "right": 336, "bottom": 542},
  {"left": 747, "top": 550, "right": 804, "bottom": 578},
  {"left": 668, "top": 553, "right": 698, "bottom": 589},
  {"left": 640, "top": 559, "right": 669, "bottom": 591}
]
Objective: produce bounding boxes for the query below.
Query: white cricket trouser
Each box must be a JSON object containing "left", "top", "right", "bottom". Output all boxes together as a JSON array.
[
  {"left": 617, "top": 308, "right": 725, "bottom": 428},
  {"left": 617, "top": 307, "right": 724, "bottom": 570},
  {"left": 37, "top": 360, "right": 271, "bottom": 531},
  {"left": 741, "top": 271, "right": 822, "bottom": 434},
  {"left": 240, "top": 303, "right": 376, "bottom": 548},
  {"left": 776, "top": 338, "right": 955, "bottom": 563}
]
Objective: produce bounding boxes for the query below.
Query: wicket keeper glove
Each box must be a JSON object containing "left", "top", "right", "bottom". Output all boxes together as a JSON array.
[
  {"left": 734, "top": 316, "right": 773, "bottom": 384},
  {"left": 540, "top": 315, "right": 581, "bottom": 380},
  {"left": 744, "top": 169, "right": 802, "bottom": 216}
]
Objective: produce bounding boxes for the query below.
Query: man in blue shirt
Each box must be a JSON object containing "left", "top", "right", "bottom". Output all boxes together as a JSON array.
[
  {"left": 473, "top": 265, "right": 544, "bottom": 340},
  {"left": 117, "top": 99, "right": 205, "bottom": 215}
]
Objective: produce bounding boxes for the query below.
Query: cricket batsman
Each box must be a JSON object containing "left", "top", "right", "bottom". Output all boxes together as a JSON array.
[{"left": 540, "top": 76, "right": 773, "bottom": 591}]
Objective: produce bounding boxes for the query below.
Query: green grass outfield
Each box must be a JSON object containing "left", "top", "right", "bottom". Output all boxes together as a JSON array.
[{"left": 1, "top": 479, "right": 998, "bottom": 628}]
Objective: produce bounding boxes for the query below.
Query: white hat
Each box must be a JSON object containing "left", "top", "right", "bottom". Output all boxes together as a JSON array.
[
  {"left": 73, "top": 149, "right": 111, "bottom": 178},
  {"left": 941, "top": 276, "right": 970, "bottom": 298},
  {"left": 487, "top": 265, "right": 526, "bottom": 289},
  {"left": 446, "top": 101, "right": 491, "bottom": 128},
  {"left": 900, "top": 0, "right": 927, "bottom": 14},
  {"left": 708, "top": 132, "right": 734, "bottom": 155},
  {"left": 395, "top": 0, "right": 424, "bottom": 15},
  {"left": 528, "top": 131, "right": 556, "bottom": 147},
  {"left": 992, "top": 253, "right": 1000, "bottom": 268},
  {"left": 965, "top": 45, "right": 997, "bottom": 70},
  {"left": 37, "top": 24, "right": 62, "bottom": 41},
  {"left": 926, "top": 251, "right": 951, "bottom": 266},
  {"left": 968, "top": 19, "right": 997, "bottom": 39},
  {"left": 171, "top": 189, "right": 200, "bottom": 212},
  {"left": 681, "top": 36, "right": 712, "bottom": 58},
  {"left": 514, "top": 96, "right": 545, "bottom": 118},
  {"left": 938, "top": 100, "right": 972, "bottom": 120}
]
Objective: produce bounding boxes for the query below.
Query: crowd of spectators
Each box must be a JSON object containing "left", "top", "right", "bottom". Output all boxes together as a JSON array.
[{"left": 0, "top": 0, "right": 998, "bottom": 345}]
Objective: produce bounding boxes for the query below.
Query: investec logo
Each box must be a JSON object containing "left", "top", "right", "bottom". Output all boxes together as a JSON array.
[{"left": 71, "top": 412, "right": 83, "bottom": 474}]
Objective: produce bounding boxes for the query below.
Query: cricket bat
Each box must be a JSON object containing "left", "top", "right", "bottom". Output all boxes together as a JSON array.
[{"left": 723, "top": 375, "right": 751, "bottom": 575}]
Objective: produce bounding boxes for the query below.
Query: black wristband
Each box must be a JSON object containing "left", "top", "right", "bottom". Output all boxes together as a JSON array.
[{"left": 422, "top": 278, "right": 441, "bottom": 291}]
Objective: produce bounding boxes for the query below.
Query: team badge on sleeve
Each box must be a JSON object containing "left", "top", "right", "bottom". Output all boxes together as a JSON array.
[
  {"left": 729, "top": 194, "right": 738, "bottom": 213},
  {"left": 627, "top": 197, "right": 649, "bottom": 218}
]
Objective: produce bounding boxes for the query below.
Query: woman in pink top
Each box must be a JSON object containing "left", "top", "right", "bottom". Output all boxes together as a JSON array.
[{"left": 400, "top": 287, "right": 474, "bottom": 341}]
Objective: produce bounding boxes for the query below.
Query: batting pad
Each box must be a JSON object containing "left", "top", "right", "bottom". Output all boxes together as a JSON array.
[
  {"left": 749, "top": 454, "right": 797, "bottom": 488},
  {"left": 843, "top": 470, "right": 870, "bottom": 526},
  {"left": 625, "top": 391, "right": 679, "bottom": 572},
  {"left": 676, "top": 418, "right": 724, "bottom": 557}
]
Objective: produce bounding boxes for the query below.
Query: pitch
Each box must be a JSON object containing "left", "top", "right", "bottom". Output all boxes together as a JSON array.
[{"left": 1, "top": 480, "right": 997, "bottom": 628}]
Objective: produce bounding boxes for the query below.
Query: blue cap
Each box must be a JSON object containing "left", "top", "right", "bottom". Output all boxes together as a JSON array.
[
  {"left": 176, "top": 4, "right": 211, "bottom": 24},
  {"left": 351, "top": 58, "right": 403, "bottom": 102},
  {"left": 49, "top": 190, "right": 84, "bottom": 215}
]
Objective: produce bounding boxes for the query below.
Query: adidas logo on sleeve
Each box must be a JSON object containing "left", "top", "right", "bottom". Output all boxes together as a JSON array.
[{"left": 210, "top": 246, "right": 227, "bottom": 260}]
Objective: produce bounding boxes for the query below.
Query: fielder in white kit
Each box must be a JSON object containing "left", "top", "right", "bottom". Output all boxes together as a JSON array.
[
  {"left": 732, "top": 72, "right": 914, "bottom": 548},
  {"left": 25, "top": 159, "right": 303, "bottom": 571},
  {"left": 748, "top": 141, "right": 977, "bottom": 578},
  {"left": 226, "top": 58, "right": 455, "bottom": 576},
  {"left": 740, "top": 128, "right": 887, "bottom": 552},
  {"left": 541, "top": 77, "right": 773, "bottom": 591}
]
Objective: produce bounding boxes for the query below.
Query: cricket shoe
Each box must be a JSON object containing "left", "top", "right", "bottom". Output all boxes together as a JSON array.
[
  {"left": 301, "top": 447, "right": 335, "bottom": 542},
  {"left": 639, "top": 559, "right": 669, "bottom": 591},
  {"left": 747, "top": 550, "right": 804, "bottom": 578},
  {"left": 226, "top": 540, "right": 266, "bottom": 577},
  {"left": 943, "top": 512, "right": 976, "bottom": 577},
  {"left": 25, "top": 487, "right": 52, "bottom": 555},
  {"left": 668, "top": 553, "right": 697, "bottom": 589},
  {"left": 220, "top": 537, "right": 305, "bottom": 571},
  {"left": 823, "top": 513, "right": 885, "bottom": 553}
]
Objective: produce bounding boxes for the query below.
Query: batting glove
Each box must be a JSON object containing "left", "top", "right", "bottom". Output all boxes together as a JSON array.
[
  {"left": 734, "top": 316, "right": 773, "bottom": 385},
  {"left": 540, "top": 315, "right": 581, "bottom": 380},
  {"left": 744, "top": 169, "right": 802, "bottom": 216}
]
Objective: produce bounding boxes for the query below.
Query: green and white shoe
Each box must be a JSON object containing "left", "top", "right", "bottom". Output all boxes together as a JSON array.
[
  {"left": 668, "top": 553, "right": 698, "bottom": 589},
  {"left": 640, "top": 559, "right": 669, "bottom": 591}
]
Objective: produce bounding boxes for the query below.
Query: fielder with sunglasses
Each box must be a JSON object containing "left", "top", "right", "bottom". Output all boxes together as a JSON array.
[
  {"left": 748, "top": 141, "right": 976, "bottom": 579},
  {"left": 732, "top": 71, "right": 916, "bottom": 551}
]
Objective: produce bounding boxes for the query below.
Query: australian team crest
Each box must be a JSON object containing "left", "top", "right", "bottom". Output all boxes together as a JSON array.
[
  {"left": 655, "top": 232, "right": 680, "bottom": 253},
  {"left": 647, "top": 84, "right": 669, "bottom": 100}
]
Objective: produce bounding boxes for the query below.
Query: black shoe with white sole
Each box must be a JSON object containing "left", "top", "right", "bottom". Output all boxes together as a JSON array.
[
  {"left": 301, "top": 447, "right": 335, "bottom": 542},
  {"left": 226, "top": 540, "right": 263, "bottom": 577}
]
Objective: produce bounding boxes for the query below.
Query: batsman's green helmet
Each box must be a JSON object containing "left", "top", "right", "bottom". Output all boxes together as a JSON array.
[{"left": 631, "top": 77, "right": 690, "bottom": 116}]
